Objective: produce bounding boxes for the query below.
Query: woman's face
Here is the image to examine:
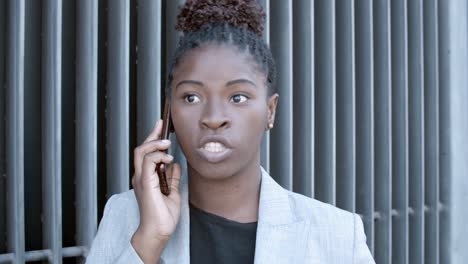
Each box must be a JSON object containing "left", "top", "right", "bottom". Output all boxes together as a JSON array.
[{"left": 170, "top": 44, "right": 278, "bottom": 180}]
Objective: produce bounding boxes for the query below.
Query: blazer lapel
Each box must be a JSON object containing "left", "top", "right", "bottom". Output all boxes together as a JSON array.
[
  {"left": 254, "top": 168, "right": 313, "bottom": 264},
  {"left": 161, "top": 167, "right": 313, "bottom": 263}
]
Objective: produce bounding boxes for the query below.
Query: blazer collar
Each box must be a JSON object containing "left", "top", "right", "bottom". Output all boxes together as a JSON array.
[
  {"left": 254, "top": 168, "right": 310, "bottom": 263},
  {"left": 257, "top": 166, "right": 296, "bottom": 227},
  {"left": 161, "top": 166, "right": 298, "bottom": 263}
]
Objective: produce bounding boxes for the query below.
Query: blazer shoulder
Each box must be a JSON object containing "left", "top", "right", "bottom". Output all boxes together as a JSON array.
[
  {"left": 109, "top": 189, "right": 138, "bottom": 205},
  {"left": 284, "top": 191, "right": 366, "bottom": 262},
  {"left": 286, "top": 190, "right": 356, "bottom": 230},
  {"left": 98, "top": 189, "right": 140, "bottom": 230},
  {"left": 86, "top": 190, "right": 142, "bottom": 263}
]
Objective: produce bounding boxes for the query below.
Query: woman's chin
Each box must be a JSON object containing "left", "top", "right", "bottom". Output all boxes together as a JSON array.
[{"left": 188, "top": 161, "right": 237, "bottom": 181}]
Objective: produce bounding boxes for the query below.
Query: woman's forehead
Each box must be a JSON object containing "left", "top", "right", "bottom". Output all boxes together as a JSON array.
[{"left": 172, "top": 44, "right": 260, "bottom": 81}]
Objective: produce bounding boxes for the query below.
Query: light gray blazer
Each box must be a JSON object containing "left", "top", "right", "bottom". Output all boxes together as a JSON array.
[{"left": 86, "top": 167, "right": 375, "bottom": 263}]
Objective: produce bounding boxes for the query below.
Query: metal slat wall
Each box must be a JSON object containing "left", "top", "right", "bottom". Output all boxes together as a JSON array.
[
  {"left": 391, "top": 0, "right": 410, "bottom": 263},
  {"left": 23, "top": 0, "right": 43, "bottom": 258},
  {"left": 438, "top": 1, "right": 468, "bottom": 263},
  {"left": 408, "top": 0, "right": 425, "bottom": 263},
  {"left": 336, "top": 0, "right": 356, "bottom": 214},
  {"left": 423, "top": 1, "right": 440, "bottom": 263},
  {"left": 270, "top": 0, "right": 294, "bottom": 190},
  {"left": 1, "top": 0, "right": 468, "bottom": 263},
  {"left": 314, "top": 0, "right": 337, "bottom": 205},
  {"left": 107, "top": 0, "right": 130, "bottom": 196},
  {"left": 373, "top": 0, "right": 392, "bottom": 263},
  {"left": 136, "top": 0, "right": 162, "bottom": 145},
  {"left": 292, "top": 0, "right": 314, "bottom": 197},
  {"left": 42, "top": 0, "right": 63, "bottom": 262},
  {"left": 75, "top": 0, "right": 98, "bottom": 254},
  {"left": 4, "top": 1, "right": 26, "bottom": 263},
  {"left": 164, "top": 0, "right": 188, "bottom": 179},
  {"left": 259, "top": 0, "right": 271, "bottom": 172},
  {"left": 0, "top": 0, "right": 6, "bottom": 256},
  {"left": 355, "top": 0, "right": 375, "bottom": 253},
  {"left": 438, "top": 0, "right": 451, "bottom": 260}
]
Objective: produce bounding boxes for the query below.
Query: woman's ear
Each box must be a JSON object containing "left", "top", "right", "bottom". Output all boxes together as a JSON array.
[{"left": 267, "top": 93, "right": 279, "bottom": 127}]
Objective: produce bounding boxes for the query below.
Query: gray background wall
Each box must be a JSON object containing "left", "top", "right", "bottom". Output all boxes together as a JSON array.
[{"left": 0, "top": 0, "right": 467, "bottom": 263}]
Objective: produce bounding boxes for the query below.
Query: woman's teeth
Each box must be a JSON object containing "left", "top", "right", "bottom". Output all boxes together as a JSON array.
[{"left": 203, "top": 142, "right": 226, "bottom": 153}]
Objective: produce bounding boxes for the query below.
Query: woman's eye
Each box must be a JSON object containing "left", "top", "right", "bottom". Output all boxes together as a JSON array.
[
  {"left": 184, "top": 94, "right": 200, "bottom": 103},
  {"left": 230, "top": 94, "right": 248, "bottom": 103}
]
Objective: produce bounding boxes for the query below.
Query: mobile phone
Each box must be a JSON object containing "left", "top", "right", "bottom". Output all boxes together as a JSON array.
[{"left": 156, "top": 98, "right": 173, "bottom": 196}]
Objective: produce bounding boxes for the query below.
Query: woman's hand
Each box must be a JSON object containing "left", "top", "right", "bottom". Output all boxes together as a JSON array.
[{"left": 131, "top": 120, "right": 182, "bottom": 263}]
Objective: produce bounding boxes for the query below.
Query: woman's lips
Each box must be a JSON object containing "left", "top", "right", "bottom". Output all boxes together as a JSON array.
[{"left": 196, "top": 141, "right": 233, "bottom": 163}]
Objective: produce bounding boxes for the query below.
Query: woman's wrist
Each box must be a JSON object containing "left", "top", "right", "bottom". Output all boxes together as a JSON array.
[{"left": 131, "top": 227, "right": 169, "bottom": 263}]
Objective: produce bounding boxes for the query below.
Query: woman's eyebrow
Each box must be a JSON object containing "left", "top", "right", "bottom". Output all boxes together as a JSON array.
[
  {"left": 226, "top": 79, "right": 257, "bottom": 88},
  {"left": 175, "top": 80, "right": 204, "bottom": 89}
]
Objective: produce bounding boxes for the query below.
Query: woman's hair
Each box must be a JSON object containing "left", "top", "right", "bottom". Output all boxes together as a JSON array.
[{"left": 167, "top": 0, "right": 277, "bottom": 95}]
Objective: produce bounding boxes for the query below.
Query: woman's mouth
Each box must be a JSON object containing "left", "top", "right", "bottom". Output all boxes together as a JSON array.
[
  {"left": 203, "top": 142, "right": 226, "bottom": 152},
  {"left": 197, "top": 141, "right": 233, "bottom": 163}
]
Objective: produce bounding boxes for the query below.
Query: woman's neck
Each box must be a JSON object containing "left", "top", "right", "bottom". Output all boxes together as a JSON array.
[{"left": 187, "top": 161, "right": 262, "bottom": 223}]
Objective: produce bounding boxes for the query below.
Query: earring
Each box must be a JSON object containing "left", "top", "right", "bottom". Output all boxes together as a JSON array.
[{"left": 268, "top": 123, "right": 273, "bottom": 129}]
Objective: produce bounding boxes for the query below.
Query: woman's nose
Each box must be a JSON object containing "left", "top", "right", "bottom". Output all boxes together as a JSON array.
[{"left": 200, "top": 100, "right": 231, "bottom": 130}]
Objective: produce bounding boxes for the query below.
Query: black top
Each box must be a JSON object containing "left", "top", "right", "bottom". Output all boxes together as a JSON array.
[{"left": 189, "top": 204, "right": 258, "bottom": 264}]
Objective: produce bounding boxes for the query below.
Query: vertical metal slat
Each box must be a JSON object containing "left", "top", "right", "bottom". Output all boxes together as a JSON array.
[
  {"left": 438, "top": 1, "right": 468, "bottom": 263},
  {"left": 391, "top": 0, "right": 410, "bottom": 262},
  {"left": 164, "top": 0, "right": 183, "bottom": 80},
  {"left": 258, "top": 0, "right": 270, "bottom": 173},
  {"left": 314, "top": 0, "right": 336, "bottom": 204},
  {"left": 437, "top": 1, "right": 451, "bottom": 262},
  {"left": 423, "top": 0, "right": 439, "bottom": 263},
  {"left": 336, "top": 0, "right": 356, "bottom": 212},
  {"left": 355, "top": 0, "right": 375, "bottom": 253},
  {"left": 76, "top": 0, "right": 98, "bottom": 253},
  {"left": 373, "top": 0, "right": 392, "bottom": 262},
  {"left": 6, "top": 0, "right": 26, "bottom": 262},
  {"left": 136, "top": 0, "right": 162, "bottom": 145},
  {"left": 269, "top": 0, "right": 293, "bottom": 190},
  {"left": 42, "top": 0, "right": 63, "bottom": 262},
  {"left": 408, "top": 0, "right": 425, "bottom": 263},
  {"left": 0, "top": 0, "right": 7, "bottom": 253},
  {"left": 164, "top": 0, "right": 187, "bottom": 177},
  {"left": 292, "top": 0, "right": 314, "bottom": 197},
  {"left": 107, "top": 0, "right": 130, "bottom": 196}
]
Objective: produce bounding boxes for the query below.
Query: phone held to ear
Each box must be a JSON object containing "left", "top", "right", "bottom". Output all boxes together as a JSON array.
[{"left": 156, "top": 98, "right": 173, "bottom": 196}]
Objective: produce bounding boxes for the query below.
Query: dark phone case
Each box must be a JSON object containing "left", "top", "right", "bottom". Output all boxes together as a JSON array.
[{"left": 156, "top": 99, "right": 173, "bottom": 196}]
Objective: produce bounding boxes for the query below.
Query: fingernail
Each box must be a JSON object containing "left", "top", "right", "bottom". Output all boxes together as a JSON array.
[
  {"left": 167, "top": 154, "right": 174, "bottom": 160},
  {"left": 161, "top": 139, "right": 170, "bottom": 144}
]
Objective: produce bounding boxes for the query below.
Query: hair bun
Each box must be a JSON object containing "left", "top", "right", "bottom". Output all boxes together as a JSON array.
[{"left": 176, "top": 0, "right": 265, "bottom": 36}]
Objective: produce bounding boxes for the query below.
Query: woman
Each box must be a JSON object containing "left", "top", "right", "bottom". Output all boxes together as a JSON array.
[{"left": 86, "top": 0, "right": 375, "bottom": 263}]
